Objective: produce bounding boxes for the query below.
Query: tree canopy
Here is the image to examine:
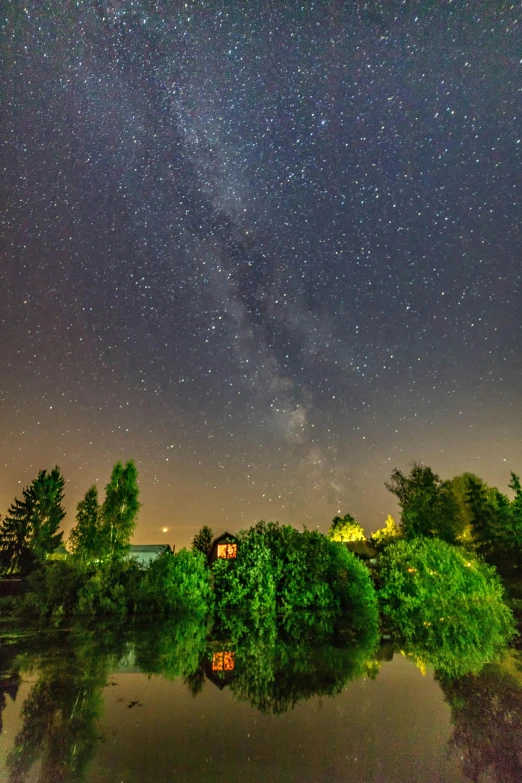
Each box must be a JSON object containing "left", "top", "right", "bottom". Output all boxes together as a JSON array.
[
  {"left": 386, "top": 463, "right": 465, "bottom": 543},
  {"left": 327, "top": 513, "right": 365, "bottom": 543}
]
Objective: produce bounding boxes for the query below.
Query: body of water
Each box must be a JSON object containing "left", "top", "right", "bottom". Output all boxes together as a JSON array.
[{"left": 1, "top": 622, "right": 521, "bottom": 783}]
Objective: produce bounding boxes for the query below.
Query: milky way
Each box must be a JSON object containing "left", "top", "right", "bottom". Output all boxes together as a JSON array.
[{"left": 1, "top": 1, "right": 521, "bottom": 545}]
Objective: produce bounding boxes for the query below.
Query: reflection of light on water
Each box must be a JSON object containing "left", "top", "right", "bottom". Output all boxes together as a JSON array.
[{"left": 212, "top": 652, "right": 235, "bottom": 671}]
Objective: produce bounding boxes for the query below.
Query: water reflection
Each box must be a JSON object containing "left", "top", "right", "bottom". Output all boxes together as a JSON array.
[
  {"left": 439, "top": 650, "right": 522, "bottom": 783},
  {"left": 0, "top": 626, "right": 128, "bottom": 783},
  {"left": 0, "top": 619, "right": 521, "bottom": 783}
]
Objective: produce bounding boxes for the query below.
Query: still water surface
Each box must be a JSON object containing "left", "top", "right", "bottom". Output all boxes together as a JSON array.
[{"left": 0, "top": 623, "right": 521, "bottom": 783}]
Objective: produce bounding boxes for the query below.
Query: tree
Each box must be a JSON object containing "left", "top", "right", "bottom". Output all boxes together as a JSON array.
[
  {"left": 191, "top": 525, "right": 214, "bottom": 557},
  {"left": 98, "top": 460, "right": 140, "bottom": 561},
  {"left": 448, "top": 472, "right": 488, "bottom": 543},
  {"left": 371, "top": 514, "right": 401, "bottom": 548},
  {"left": 466, "top": 473, "right": 522, "bottom": 570},
  {"left": 68, "top": 486, "right": 101, "bottom": 562},
  {"left": 386, "top": 463, "right": 464, "bottom": 543},
  {"left": 378, "top": 538, "right": 515, "bottom": 676},
  {"left": 327, "top": 513, "right": 365, "bottom": 543},
  {"left": 0, "top": 467, "right": 65, "bottom": 574}
]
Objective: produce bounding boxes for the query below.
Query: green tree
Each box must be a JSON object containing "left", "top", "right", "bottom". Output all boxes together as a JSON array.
[
  {"left": 466, "top": 476, "right": 511, "bottom": 558},
  {"left": 98, "top": 460, "right": 140, "bottom": 561},
  {"left": 466, "top": 472, "right": 522, "bottom": 572},
  {"left": 68, "top": 486, "right": 101, "bottom": 563},
  {"left": 371, "top": 514, "right": 401, "bottom": 548},
  {"left": 386, "top": 463, "right": 464, "bottom": 543},
  {"left": 0, "top": 467, "right": 65, "bottom": 574},
  {"left": 378, "top": 538, "right": 515, "bottom": 676},
  {"left": 448, "top": 473, "right": 488, "bottom": 543},
  {"left": 191, "top": 525, "right": 214, "bottom": 557},
  {"left": 327, "top": 513, "right": 365, "bottom": 543}
]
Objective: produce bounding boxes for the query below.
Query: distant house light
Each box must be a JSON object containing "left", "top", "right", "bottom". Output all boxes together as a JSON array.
[
  {"left": 208, "top": 532, "right": 238, "bottom": 565},
  {"left": 217, "top": 543, "right": 237, "bottom": 559}
]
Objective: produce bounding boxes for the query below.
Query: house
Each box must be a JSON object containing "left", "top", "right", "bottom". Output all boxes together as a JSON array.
[
  {"left": 128, "top": 544, "right": 173, "bottom": 566},
  {"left": 208, "top": 532, "right": 238, "bottom": 565},
  {"left": 46, "top": 543, "right": 69, "bottom": 561},
  {"left": 345, "top": 540, "right": 377, "bottom": 560}
]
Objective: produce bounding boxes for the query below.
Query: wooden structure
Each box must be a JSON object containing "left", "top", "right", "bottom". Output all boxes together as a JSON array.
[{"left": 208, "top": 532, "right": 238, "bottom": 565}]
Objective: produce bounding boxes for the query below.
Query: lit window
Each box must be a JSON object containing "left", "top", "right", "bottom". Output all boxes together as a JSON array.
[{"left": 217, "top": 543, "right": 237, "bottom": 559}]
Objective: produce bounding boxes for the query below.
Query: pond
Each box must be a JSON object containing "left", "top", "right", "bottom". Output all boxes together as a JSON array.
[{"left": 1, "top": 621, "right": 521, "bottom": 783}]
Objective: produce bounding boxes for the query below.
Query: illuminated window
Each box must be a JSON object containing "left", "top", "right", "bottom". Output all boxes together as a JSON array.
[
  {"left": 212, "top": 651, "right": 235, "bottom": 671},
  {"left": 217, "top": 543, "right": 237, "bottom": 559}
]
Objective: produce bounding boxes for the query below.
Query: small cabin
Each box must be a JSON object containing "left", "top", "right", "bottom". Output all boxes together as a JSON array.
[
  {"left": 208, "top": 532, "right": 238, "bottom": 565},
  {"left": 128, "top": 544, "right": 173, "bottom": 566}
]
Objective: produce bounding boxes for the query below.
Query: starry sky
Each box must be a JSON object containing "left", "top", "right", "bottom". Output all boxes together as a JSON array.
[{"left": 1, "top": 0, "right": 521, "bottom": 548}]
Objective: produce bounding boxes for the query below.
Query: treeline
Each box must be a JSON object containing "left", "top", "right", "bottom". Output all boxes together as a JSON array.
[{"left": 0, "top": 459, "right": 520, "bottom": 679}]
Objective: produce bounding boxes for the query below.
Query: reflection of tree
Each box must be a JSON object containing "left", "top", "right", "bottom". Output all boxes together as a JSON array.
[
  {"left": 439, "top": 651, "right": 522, "bottom": 783},
  {"left": 1, "top": 641, "right": 23, "bottom": 736},
  {"left": 227, "top": 610, "right": 379, "bottom": 715},
  {"left": 6, "top": 629, "right": 121, "bottom": 783},
  {"left": 132, "top": 615, "right": 209, "bottom": 682}
]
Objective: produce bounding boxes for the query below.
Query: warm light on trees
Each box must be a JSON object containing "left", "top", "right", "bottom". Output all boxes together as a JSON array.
[{"left": 327, "top": 513, "right": 365, "bottom": 543}]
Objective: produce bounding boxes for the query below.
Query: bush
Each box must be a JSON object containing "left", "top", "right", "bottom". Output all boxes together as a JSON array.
[
  {"left": 213, "top": 522, "right": 379, "bottom": 649},
  {"left": 138, "top": 549, "right": 212, "bottom": 617},
  {"left": 378, "top": 538, "right": 516, "bottom": 675}
]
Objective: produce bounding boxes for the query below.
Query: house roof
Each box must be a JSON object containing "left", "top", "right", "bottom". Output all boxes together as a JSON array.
[
  {"left": 211, "top": 532, "right": 237, "bottom": 544},
  {"left": 129, "top": 544, "right": 171, "bottom": 553}
]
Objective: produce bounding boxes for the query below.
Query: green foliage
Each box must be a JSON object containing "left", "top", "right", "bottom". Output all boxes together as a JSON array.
[
  {"left": 371, "top": 514, "right": 401, "bottom": 549},
  {"left": 0, "top": 467, "right": 65, "bottom": 574},
  {"left": 327, "top": 513, "right": 365, "bottom": 542},
  {"left": 138, "top": 548, "right": 213, "bottom": 617},
  {"left": 98, "top": 460, "right": 140, "bottom": 562},
  {"left": 68, "top": 485, "right": 101, "bottom": 562},
  {"left": 18, "top": 559, "right": 145, "bottom": 620},
  {"left": 386, "top": 463, "right": 464, "bottom": 543},
  {"left": 213, "top": 527, "right": 276, "bottom": 640},
  {"left": 378, "top": 538, "right": 516, "bottom": 676},
  {"left": 213, "top": 521, "right": 379, "bottom": 650},
  {"left": 466, "top": 473, "right": 522, "bottom": 570},
  {"left": 74, "top": 559, "right": 145, "bottom": 618},
  {"left": 191, "top": 525, "right": 214, "bottom": 557}
]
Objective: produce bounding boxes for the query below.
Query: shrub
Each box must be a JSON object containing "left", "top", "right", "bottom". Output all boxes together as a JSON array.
[
  {"left": 378, "top": 538, "right": 516, "bottom": 675},
  {"left": 138, "top": 549, "right": 212, "bottom": 616}
]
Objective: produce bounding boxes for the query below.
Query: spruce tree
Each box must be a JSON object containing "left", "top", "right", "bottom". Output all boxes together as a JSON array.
[
  {"left": 0, "top": 467, "right": 65, "bottom": 573},
  {"left": 191, "top": 526, "right": 214, "bottom": 557}
]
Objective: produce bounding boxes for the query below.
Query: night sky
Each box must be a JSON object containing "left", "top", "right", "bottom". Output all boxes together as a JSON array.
[{"left": 1, "top": 1, "right": 521, "bottom": 548}]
